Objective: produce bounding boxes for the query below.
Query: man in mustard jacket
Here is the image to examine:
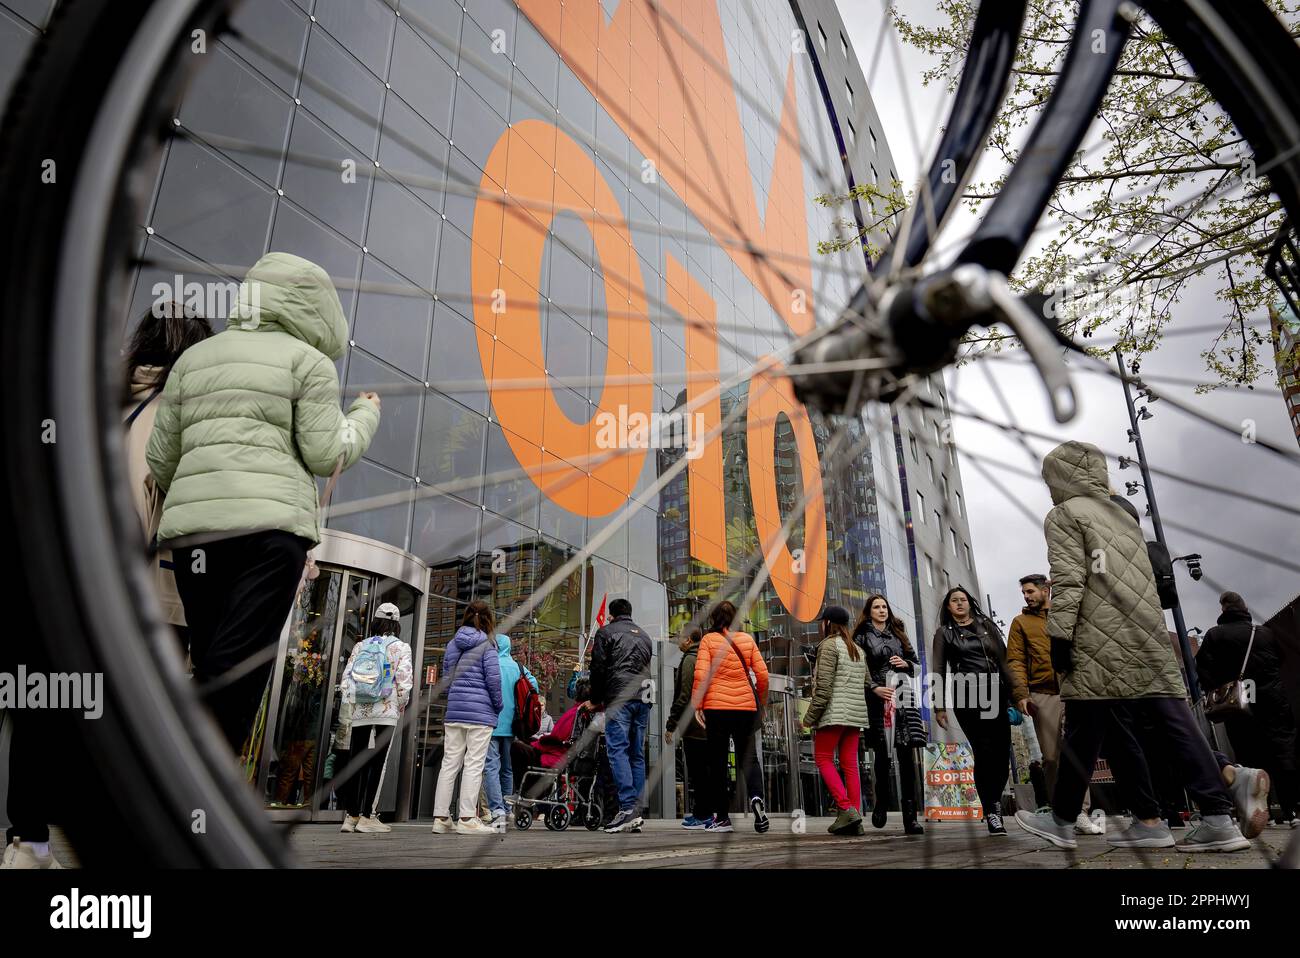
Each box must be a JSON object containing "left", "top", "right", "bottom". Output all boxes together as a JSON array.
[
  {"left": 1007, "top": 573, "right": 1102, "bottom": 835},
  {"left": 147, "top": 252, "right": 380, "bottom": 753}
]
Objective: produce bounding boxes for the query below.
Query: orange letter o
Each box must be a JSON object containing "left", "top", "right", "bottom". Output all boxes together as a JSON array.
[{"left": 471, "top": 120, "right": 654, "bottom": 516}]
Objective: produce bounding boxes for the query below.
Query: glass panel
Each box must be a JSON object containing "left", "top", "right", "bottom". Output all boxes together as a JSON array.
[
  {"left": 511, "top": 13, "right": 558, "bottom": 106},
  {"left": 482, "top": 423, "right": 541, "bottom": 528},
  {"left": 399, "top": 0, "right": 463, "bottom": 69},
  {"left": 353, "top": 256, "right": 433, "bottom": 377},
  {"left": 417, "top": 390, "right": 486, "bottom": 497},
  {"left": 344, "top": 349, "right": 422, "bottom": 476},
  {"left": 450, "top": 78, "right": 506, "bottom": 175},
  {"left": 413, "top": 492, "right": 481, "bottom": 598},
  {"left": 301, "top": 25, "right": 385, "bottom": 157},
  {"left": 427, "top": 301, "right": 490, "bottom": 415},
  {"left": 313, "top": 0, "right": 395, "bottom": 78},
  {"left": 457, "top": 17, "right": 511, "bottom": 122},
  {"left": 227, "top": 0, "right": 310, "bottom": 94},
  {"left": 389, "top": 18, "right": 457, "bottom": 137},
  {"left": 264, "top": 567, "right": 343, "bottom": 809},
  {"left": 366, "top": 175, "right": 442, "bottom": 288},
  {"left": 330, "top": 456, "right": 414, "bottom": 548},
  {"left": 282, "top": 109, "right": 374, "bottom": 242},
  {"left": 179, "top": 44, "right": 295, "bottom": 187},
  {"left": 151, "top": 138, "right": 275, "bottom": 270},
  {"left": 378, "top": 92, "right": 450, "bottom": 213}
]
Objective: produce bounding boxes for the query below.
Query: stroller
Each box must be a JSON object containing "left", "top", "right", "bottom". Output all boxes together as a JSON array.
[{"left": 513, "top": 708, "right": 610, "bottom": 832}]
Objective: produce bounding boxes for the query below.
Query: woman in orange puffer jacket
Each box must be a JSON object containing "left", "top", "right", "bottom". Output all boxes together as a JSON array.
[{"left": 690, "top": 601, "right": 771, "bottom": 833}]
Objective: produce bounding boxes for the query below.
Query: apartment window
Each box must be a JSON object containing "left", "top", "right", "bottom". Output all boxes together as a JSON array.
[
  {"left": 965, "top": 543, "right": 973, "bottom": 570},
  {"left": 941, "top": 474, "right": 950, "bottom": 500},
  {"left": 948, "top": 444, "right": 956, "bottom": 469},
  {"left": 870, "top": 128, "right": 878, "bottom": 153},
  {"left": 926, "top": 454, "right": 935, "bottom": 483},
  {"left": 909, "top": 433, "right": 918, "bottom": 463},
  {"left": 846, "top": 117, "right": 855, "bottom": 145},
  {"left": 933, "top": 420, "right": 944, "bottom": 452},
  {"left": 933, "top": 510, "right": 941, "bottom": 531},
  {"left": 817, "top": 22, "right": 827, "bottom": 51},
  {"left": 917, "top": 492, "right": 926, "bottom": 522},
  {"left": 956, "top": 490, "right": 964, "bottom": 518},
  {"left": 925, "top": 554, "right": 935, "bottom": 587},
  {"left": 846, "top": 79, "right": 854, "bottom": 107},
  {"left": 890, "top": 168, "right": 897, "bottom": 184},
  {"left": 841, "top": 31, "right": 848, "bottom": 57},
  {"left": 870, "top": 163, "right": 878, "bottom": 184},
  {"left": 951, "top": 527, "right": 960, "bottom": 554}
]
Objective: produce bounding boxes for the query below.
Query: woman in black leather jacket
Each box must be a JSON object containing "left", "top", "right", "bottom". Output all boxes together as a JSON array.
[
  {"left": 853, "top": 594, "right": 924, "bottom": 835},
  {"left": 932, "top": 586, "right": 1015, "bottom": 836}
]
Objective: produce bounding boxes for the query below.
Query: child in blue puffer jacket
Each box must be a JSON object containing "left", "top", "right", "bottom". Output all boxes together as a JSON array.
[{"left": 483, "top": 634, "right": 539, "bottom": 826}]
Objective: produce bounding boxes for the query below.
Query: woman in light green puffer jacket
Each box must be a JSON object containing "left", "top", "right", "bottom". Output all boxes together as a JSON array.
[
  {"left": 801, "top": 605, "right": 881, "bottom": 835},
  {"left": 145, "top": 252, "right": 380, "bottom": 751}
]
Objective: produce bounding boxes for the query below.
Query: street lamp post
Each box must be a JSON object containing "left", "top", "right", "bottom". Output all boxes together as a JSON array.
[{"left": 1115, "top": 348, "right": 1201, "bottom": 701}]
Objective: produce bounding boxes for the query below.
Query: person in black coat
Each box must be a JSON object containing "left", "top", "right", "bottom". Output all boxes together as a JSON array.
[
  {"left": 853, "top": 593, "right": 924, "bottom": 834},
  {"left": 1197, "top": 591, "right": 1299, "bottom": 826}
]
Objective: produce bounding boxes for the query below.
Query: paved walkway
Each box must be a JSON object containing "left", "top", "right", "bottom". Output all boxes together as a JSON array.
[{"left": 285, "top": 815, "right": 1296, "bottom": 869}]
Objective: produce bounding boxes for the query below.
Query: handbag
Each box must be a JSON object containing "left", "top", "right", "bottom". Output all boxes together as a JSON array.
[
  {"left": 723, "top": 631, "right": 763, "bottom": 711},
  {"left": 1204, "top": 626, "right": 1256, "bottom": 722}
]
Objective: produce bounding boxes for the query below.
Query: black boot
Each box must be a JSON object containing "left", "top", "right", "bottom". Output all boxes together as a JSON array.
[{"left": 902, "top": 796, "right": 924, "bottom": 835}]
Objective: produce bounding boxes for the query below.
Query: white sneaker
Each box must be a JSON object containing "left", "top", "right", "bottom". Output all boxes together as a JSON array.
[
  {"left": 356, "top": 816, "right": 391, "bottom": 833},
  {"left": 430, "top": 818, "right": 453, "bottom": 834},
  {"left": 455, "top": 818, "right": 498, "bottom": 836},
  {"left": 1074, "top": 812, "right": 1105, "bottom": 835},
  {"left": 1, "top": 841, "right": 63, "bottom": 869},
  {"left": 340, "top": 816, "right": 360, "bottom": 833},
  {"left": 1226, "top": 766, "right": 1270, "bottom": 839}
]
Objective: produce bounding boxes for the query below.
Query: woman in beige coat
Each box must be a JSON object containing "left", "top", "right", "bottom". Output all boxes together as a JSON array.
[{"left": 123, "top": 302, "right": 213, "bottom": 653}]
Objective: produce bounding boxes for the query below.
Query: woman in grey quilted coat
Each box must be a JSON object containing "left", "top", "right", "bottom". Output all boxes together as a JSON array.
[{"left": 1014, "top": 441, "right": 1250, "bottom": 853}]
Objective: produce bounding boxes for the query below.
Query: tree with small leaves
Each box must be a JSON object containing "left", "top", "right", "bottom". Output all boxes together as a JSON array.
[{"left": 819, "top": 0, "right": 1300, "bottom": 392}]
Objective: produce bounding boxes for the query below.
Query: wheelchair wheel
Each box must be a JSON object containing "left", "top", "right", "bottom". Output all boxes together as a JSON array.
[
  {"left": 549, "top": 805, "right": 571, "bottom": 832},
  {"left": 583, "top": 802, "right": 603, "bottom": 831},
  {"left": 514, "top": 808, "right": 533, "bottom": 831}
]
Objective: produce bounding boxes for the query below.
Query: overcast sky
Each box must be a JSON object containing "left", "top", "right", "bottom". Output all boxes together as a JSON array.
[{"left": 837, "top": 1, "right": 1300, "bottom": 636}]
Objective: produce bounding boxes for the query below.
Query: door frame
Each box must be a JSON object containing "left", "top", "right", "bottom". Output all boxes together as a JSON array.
[{"left": 261, "top": 530, "right": 429, "bottom": 823}]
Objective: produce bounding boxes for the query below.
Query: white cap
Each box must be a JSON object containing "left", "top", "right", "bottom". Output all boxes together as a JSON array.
[{"left": 375, "top": 602, "right": 401, "bottom": 621}]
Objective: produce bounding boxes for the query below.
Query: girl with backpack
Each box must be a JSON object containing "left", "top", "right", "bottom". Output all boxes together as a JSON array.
[
  {"left": 431, "top": 602, "right": 503, "bottom": 836},
  {"left": 690, "top": 601, "right": 771, "bottom": 833},
  {"left": 338, "top": 603, "right": 413, "bottom": 834},
  {"left": 801, "top": 606, "right": 877, "bottom": 835},
  {"left": 484, "top": 633, "right": 540, "bottom": 828}
]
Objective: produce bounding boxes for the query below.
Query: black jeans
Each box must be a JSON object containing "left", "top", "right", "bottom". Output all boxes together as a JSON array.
[
  {"left": 682, "top": 735, "right": 709, "bottom": 820},
  {"left": 1053, "top": 698, "right": 1232, "bottom": 820},
  {"left": 953, "top": 707, "right": 1011, "bottom": 814},
  {"left": 872, "top": 740, "right": 920, "bottom": 819},
  {"left": 703, "top": 710, "right": 764, "bottom": 820},
  {"left": 4, "top": 711, "right": 50, "bottom": 844},
  {"left": 338, "top": 725, "right": 396, "bottom": 818},
  {"left": 173, "top": 530, "right": 309, "bottom": 753}
]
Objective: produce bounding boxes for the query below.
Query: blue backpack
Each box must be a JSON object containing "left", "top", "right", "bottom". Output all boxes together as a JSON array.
[{"left": 351, "top": 637, "right": 394, "bottom": 704}]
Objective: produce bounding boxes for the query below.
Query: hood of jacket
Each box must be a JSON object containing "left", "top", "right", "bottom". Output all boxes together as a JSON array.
[
  {"left": 496, "top": 633, "right": 512, "bottom": 654},
  {"left": 1216, "top": 607, "right": 1252, "bottom": 626},
  {"left": 1042, "top": 440, "right": 1110, "bottom": 506},
  {"left": 452, "top": 625, "right": 490, "bottom": 653},
  {"left": 228, "top": 251, "right": 348, "bottom": 359},
  {"left": 129, "top": 364, "right": 165, "bottom": 397},
  {"left": 1020, "top": 605, "right": 1048, "bottom": 618}
]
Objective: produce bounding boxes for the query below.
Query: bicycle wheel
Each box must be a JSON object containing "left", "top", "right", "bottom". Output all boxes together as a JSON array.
[{"left": 2, "top": 0, "right": 1297, "bottom": 872}]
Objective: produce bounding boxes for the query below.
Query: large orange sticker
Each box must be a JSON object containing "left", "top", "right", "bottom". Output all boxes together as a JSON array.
[
  {"left": 471, "top": 120, "right": 655, "bottom": 516},
  {"left": 746, "top": 360, "right": 827, "bottom": 620}
]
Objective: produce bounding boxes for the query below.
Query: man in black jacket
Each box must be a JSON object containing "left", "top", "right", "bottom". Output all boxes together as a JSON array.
[{"left": 590, "top": 598, "right": 654, "bottom": 833}]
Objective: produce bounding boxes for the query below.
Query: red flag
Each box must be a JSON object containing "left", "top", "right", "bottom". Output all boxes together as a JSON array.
[{"left": 595, "top": 593, "right": 608, "bottom": 629}]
